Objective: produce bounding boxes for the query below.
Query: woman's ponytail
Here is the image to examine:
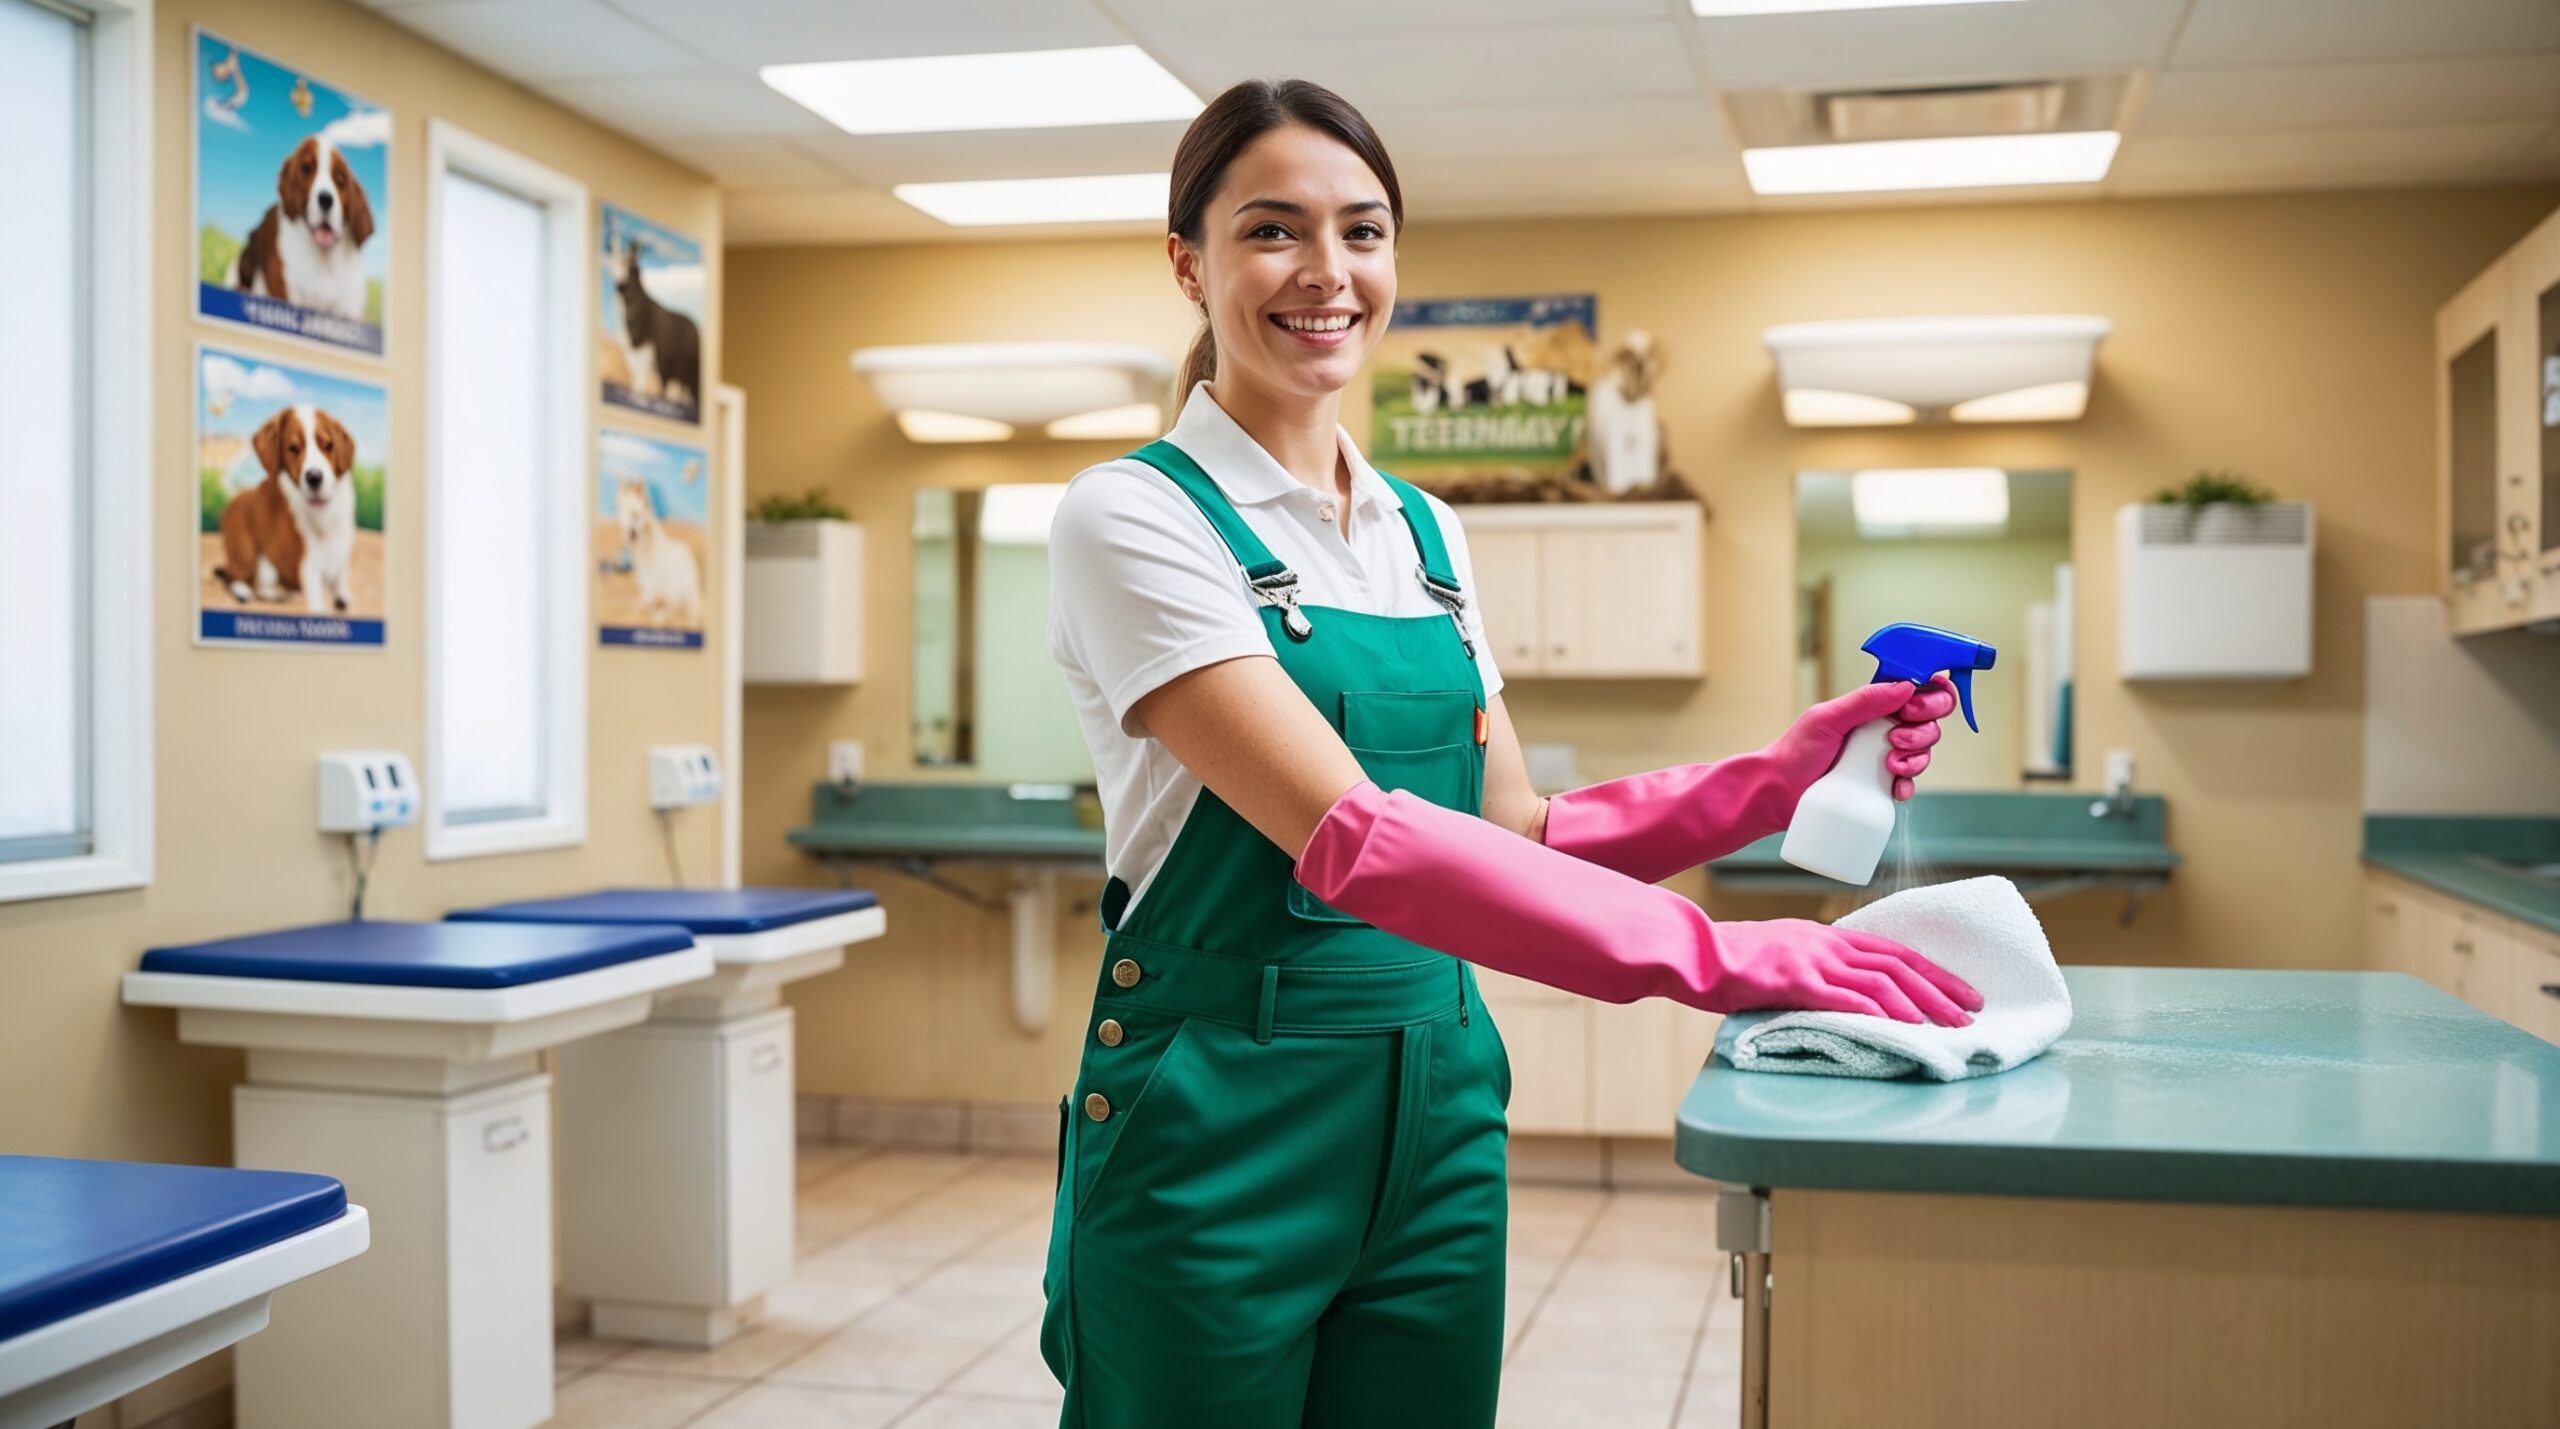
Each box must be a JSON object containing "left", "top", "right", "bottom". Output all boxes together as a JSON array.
[{"left": 1177, "top": 316, "right": 1217, "bottom": 395}]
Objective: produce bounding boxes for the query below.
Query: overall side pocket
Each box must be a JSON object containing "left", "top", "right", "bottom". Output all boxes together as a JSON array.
[{"left": 1068, "top": 1012, "right": 1196, "bottom": 1219}]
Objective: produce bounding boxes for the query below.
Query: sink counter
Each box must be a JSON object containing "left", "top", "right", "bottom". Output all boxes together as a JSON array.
[
  {"left": 2362, "top": 815, "right": 2560, "bottom": 937},
  {"left": 787, "top": 781, "right": 1107, "bottom": 864},
  {"left": 1707, "top": 791, "right": 2177, "bottom": 898}
]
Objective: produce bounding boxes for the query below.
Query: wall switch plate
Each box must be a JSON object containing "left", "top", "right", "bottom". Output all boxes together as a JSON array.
[
  {"left": 829, "top": 740, "right": 864, "bottom": 787},
  {"left": 318, "top": 751, "right": 417, "bottom": 832},
  {"left": 2104, "top": 749, "right": 2137, "bottom": 792},
  {"left": 650, "top": 745, "right": 722, "bottom": 809}
]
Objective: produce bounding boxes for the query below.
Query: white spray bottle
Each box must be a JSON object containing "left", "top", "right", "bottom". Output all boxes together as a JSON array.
[{"left": 1780, "top": 622, "right": 1997, "bottom": 885}]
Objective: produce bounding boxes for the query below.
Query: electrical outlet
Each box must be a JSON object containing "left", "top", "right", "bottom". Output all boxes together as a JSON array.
[{"left": 829, "top": 740, "right": 864, "bottom": 787}]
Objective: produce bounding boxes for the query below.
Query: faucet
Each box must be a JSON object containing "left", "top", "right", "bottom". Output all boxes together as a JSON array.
[{"left": 2089, "top": 749, "right": 2137, "bottom": 820}]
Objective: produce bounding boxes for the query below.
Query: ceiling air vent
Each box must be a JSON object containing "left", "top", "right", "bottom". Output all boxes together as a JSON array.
[{"left": 1823, "top": 83, "right": 2065, "bottom": 142}]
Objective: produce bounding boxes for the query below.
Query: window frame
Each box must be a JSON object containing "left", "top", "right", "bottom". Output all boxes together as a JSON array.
[
  {"left": 0, "top": 0, "right": 153, "bottom": 907},
  {"left": 422, "top": 119, "right": 590, "bottom": 861}
]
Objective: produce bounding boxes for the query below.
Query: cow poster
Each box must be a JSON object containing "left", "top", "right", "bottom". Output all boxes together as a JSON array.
[{"left": 1368, "top": 295, "right": 1597, "bottom": 481}]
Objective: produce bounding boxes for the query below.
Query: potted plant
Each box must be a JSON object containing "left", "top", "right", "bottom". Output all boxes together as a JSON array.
[
  {"left": 744, "top": 488, "right": 863, "bottom": 684},
  {"left": 748, "top": 488, "right": 850, "bottom": 524},
  {"left": 2150, "top": 470, "right": 2275, "bottom": 543}
]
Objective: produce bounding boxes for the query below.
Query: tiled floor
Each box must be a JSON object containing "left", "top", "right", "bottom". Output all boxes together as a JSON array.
[{"left": 550, "top": 1144, "right": 1744, "bottom": 1429}]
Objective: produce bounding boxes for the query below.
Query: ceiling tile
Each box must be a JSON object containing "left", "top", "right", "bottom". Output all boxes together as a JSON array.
[
  {"left": 547, "top": 70, "right": 832, "bottom": 143},
  {"left": 659, "top": 136, "right": 844, "bottom": 188},
  {"left": 1104, "top": 0, "right": 1666, "bottom": 41},
  {"left": 391, "top": 0, "right": 702, "bottom": 84},
  {"left": 2171, "top": 0, "right": 2560, "bottom": 69},
  {"left": 1401, "top": 154, "right": 1752, "bottom": 219},
  {"left": 792, "top": 122, "right": 1192, "bottom": 187},
  {"left": 723, "top": 184, "right": 1162, "bottom": 246},
  {"left": 1370, "top": 95, "right": 1732, "bottom": 162},
  {"left": 601, "top": 0, "right": 1123, "bottom": 69},
  {"left": 1688, "top": 0, "right": 2188, "bottom": 92},
  {"left": 2141, "top": 54, "right": 2560, "bottom": 136},
  {"left": 1144, "top": 20, "right": 1700, "bottom": 110},
  {"left": 2109, "top": 120, "right": 2557, "bottom": 194}
]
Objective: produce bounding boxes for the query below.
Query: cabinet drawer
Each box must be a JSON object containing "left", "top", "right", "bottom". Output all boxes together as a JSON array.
[{"left": 2512, "top": 931, "right": 2560, "bottom": 1046}]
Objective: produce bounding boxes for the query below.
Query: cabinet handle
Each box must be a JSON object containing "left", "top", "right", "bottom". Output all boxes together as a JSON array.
[
  {"left": 483, "top": 1116, "right": 530, "bottom": 1154},
  {"left": 2452, "top": 939, "right": 2473, "bottom": 956},
  {"left": 2541, "top": 984, "right": 2560, "bottom": 1002},
  {"left": 749, "top": 1043, "right": 785, "bottom": 1074}
]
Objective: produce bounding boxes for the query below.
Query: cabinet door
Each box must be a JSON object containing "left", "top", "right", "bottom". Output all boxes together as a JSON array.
[
  {"left": 2447, "top": 907, "right": 2516, "bottom": 1022},
  {"left": 2514, "top": 206, "right": 2560, "bottom": 624},
  {"left": 2442, "top": 263, "right": 2521, "bottom": 634},
  {"left": 1462, "top": 525, "right": 1545, "bottom": 675},
  {"left": 1473, "top": 968, "right": 1589, "bottom": 1134},
  {"left": 2510, "top": 925, "right": 2560, "bottom": 1045},
  {"left": 724, "top": 1016, "right": 796, "bottom": 1301},
  {"left": 1540, "top": 520, "right": 1702, "bottom": 676},
  {"left": 2365, "top": 877, "right": 2411, "bottom": 977},
  {"left": 1588, "top": 999, "right": 1720, "bottom": 1137}
]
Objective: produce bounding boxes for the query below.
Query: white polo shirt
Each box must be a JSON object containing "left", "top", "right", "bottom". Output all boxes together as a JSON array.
[{"left": 1047, "top": 382, "right": 1504, "bottom": 914}]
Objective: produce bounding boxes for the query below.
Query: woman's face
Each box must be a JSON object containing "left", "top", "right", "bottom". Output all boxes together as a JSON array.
[{"left": 1174, "top": 124, "right": 1396, "bottom": 403}]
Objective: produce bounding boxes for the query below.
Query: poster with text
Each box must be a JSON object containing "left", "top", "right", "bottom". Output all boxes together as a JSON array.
[
  {"left": 195, "top": 345, "right": 389, "bottom": 647},
  {"left": 193, "top": 29, "right": 389, "bottom": 357},
  {"left": 596, "top": 428, "right": 708, "bottom": 649},
  {"left": 1369, "top": 295, "right": 1597, "bottom": 479},
  {"left": 600, "top": 204, "right": 704, "bottom": 424}
]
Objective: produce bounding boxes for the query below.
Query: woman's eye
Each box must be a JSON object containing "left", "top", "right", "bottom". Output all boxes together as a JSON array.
[
  {"left": 1348, "top": 223, "right": 1386, "bottom": 241},
  {"left": 1249, "top": 222, "right": 1291, "bottom": 241}
]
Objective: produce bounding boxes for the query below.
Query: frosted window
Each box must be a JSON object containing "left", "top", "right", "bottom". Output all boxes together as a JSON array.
[
  {"left": 433, "top": 172, "right": 550, "bottom": 822},
  {"left": 0, "top": 0, "right": 87, "bottom": 861}
]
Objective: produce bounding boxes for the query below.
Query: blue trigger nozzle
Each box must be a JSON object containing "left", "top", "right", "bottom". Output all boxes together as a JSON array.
[{"left": 1859, "top": 622, "right": 1998, "bottom": 733}]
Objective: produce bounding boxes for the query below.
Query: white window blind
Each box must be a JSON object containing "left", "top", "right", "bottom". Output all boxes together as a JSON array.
[
  {"left": 433, "top": 171, "right": 550, "bottom": 823},
  {"left": 0, "top": 0, "right": 88, "bottom": 863}
]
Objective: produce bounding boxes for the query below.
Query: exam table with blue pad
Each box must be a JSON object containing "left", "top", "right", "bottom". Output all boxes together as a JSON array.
[
  {"left": 446, "top": 887, "right": 886, "bottom": 1347},
  {"left": 1678, "top": 967, "right": 2560, "bottom": 1429},
  {"left": 0, "top": 1158, "right": 366, "bottom": 1429},
  {"left": 123, "top": 921, "right": 711, "bottom": 1429}
]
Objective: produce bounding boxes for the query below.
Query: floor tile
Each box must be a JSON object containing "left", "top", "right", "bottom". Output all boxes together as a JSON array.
[
  {"left": 1576, "top": 1191, "right": 1721, "bottom": 1264},
  {"left": 1507, "top": 1315, "right": 1702, "bottom": 1376},
  {"left": 1537, "top": 1255, "right": 1722, "bottom": 1327},
  {"left": 896, "top": 1392, "right": 1062, "bottom": 1428},
  {"left": 798, "top": 1144, "right": 874, "bottom": 1187},
  {"left": 688, "top": 1381, "right": 914, "bottom": 1429},
  {"left": 611, "top": 1276, "right": 898, "bottom": 1381},
  {"left": 543, "top": 1368, "right": 734, "bottom": 1429},
  {"left": 943, "top": 1319, "right": 1060, "bottom": 1400},
  {"left": 555, "top": 1331, "right": 625, "bottom": 1369},
  {"left": 1495, "top": 1367, "right": 1686, "bottom": 1429},
  {"left": 770, "top": 1298, "right": 1033, "bottom": 1395}
]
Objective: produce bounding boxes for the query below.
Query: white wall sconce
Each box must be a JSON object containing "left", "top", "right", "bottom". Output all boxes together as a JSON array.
[
  {"left": 851, "top": 342, "right": 1172, "bottom": 443},
  {"left": 1763, "top": 315, "right": 2110, "bottom": 427}
]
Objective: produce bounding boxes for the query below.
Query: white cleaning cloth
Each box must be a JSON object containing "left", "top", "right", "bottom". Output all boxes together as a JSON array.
[{"left": 1713, "top": 876, "right": 2070, "bottom": 1081}]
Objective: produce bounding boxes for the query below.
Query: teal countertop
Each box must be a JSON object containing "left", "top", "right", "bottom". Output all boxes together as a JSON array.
[
  {"left": 1676, "top": 967, "right": 2560, "bottom": 1216},
  {"left": 2363, "top": 815, "right": 2560, "bottom": 937},
  {"left": 1709, "top": 791, "right": 2178, "bottom": 890},
  {"left": 789, "top": 781, "right": 1108, "bottom": 863}
]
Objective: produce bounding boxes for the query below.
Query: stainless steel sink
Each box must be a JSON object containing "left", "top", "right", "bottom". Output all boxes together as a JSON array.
[{"left": 2471, "top": 855, "right": 2560, "bottom": 887}]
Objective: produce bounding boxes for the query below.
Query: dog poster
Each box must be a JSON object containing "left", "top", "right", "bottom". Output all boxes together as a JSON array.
[
  {"left": 595, "top": 429, "right": 709, "bottom": 649},
  {"left": 195, "top": 345, "right": 389, "bottom": 647},
  {"left": 1369, "top": 295, "right": 1597, "bottom": 480},
  {"left": 599, "top": 204, "right": 705, "bottom": 425},
  {"left": 193, "top": 30, "right": 389, "bottom": 358}
]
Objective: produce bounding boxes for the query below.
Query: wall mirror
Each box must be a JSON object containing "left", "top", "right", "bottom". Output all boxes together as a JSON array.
[
  {"left": 1795, "top": 468, "right": 2074, "bottom": 786},
  {"left": 911, "top": 484, "right": 1093, "bottom": 782}
]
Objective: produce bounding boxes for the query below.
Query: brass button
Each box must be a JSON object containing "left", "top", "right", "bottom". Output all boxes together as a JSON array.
[
  {"left": 1096, "top": 1018, "right": 1125, "bottom": 1047},
  {"left": 1110, "top": 958, "right": 1142, "bottom": 988},
  {"left": 1083, "top": 1092, "right": 1112, "bottom": 1122}
]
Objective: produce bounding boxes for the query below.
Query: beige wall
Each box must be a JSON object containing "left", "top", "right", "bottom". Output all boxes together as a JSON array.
[
  {"left": 0, "top": 0, "right": 722, "bottom": 1165},
  {"left": 740, "top": 185, "right": 2560, "bottom": 1107}
]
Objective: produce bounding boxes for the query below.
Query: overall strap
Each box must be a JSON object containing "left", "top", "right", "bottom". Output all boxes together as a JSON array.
[
  {"left": 1376, "top": 469, "right": 1474, "bottom": 657},
  {"left": 1124, "top": 440, "right": 1288, "bottom": 583}
]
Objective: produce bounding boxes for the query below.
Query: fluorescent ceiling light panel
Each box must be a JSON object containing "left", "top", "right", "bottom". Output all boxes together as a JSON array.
[
  {"left": 893, "top": 172, "right": 1169, "bottom": 227},
  {"left": 1852, "top": 468, "right": 2009, "bottom": 538},
  {"left": 1743, "top": 131, "right": 2119, "bottom": 195},
  {"left": 1694, "top": 0, "right": 2020, "bottom": 12},
  {"left": 762, "top": 46, "right": 1201, "bottom": 136}
]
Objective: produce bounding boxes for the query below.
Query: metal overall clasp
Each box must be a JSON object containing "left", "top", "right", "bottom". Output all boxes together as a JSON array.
[
  {"left": 1251, "top": 569, "right": 1315, "bottom": 642},
  {"left": 1417, "top": 565, "right": 1474, "bottom": 659}
]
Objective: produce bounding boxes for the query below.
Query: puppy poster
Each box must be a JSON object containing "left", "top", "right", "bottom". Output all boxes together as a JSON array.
[
  {"left": 599, "top": 204, "right": 704, "bottom": 425},
  {"left": 193, "top": 30, "right": 389, "bottom": 358},
  {"left": 1369, "top": 295, "right": 1597, "bottom": 480},
  {"left": 195, "top": 345, "right": 389, "bottom": 647},
  {"left": 595, "top": 429, "right": 709, "bottom": 649}
]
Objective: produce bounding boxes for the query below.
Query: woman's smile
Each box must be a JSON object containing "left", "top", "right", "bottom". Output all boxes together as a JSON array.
[{"left": 1269, "top": 307, "right": 1363, "bottom": 348}]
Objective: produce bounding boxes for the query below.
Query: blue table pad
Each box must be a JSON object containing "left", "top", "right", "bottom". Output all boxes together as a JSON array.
[
  {"left": 447, "top": 886, "right": 877, "bottom": 936},
  {"left": 138, "top": 919, "right": 694, "bottom": 990}
]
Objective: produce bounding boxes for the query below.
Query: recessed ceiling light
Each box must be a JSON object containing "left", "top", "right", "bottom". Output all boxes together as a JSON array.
[
  {"left": 892, "top": 173, "right": 1169, "bottom": 227},
  {"left": 761, "top": 46, "right": 1200, "bottom": 136},
  {"left": 1693, "top": 0, "right": 2021, "bottom": 13},
  {"left": 1743, "top": 131, "right": 2119, "bottom": 195},
  {"left": 1851, "top": 468, "right": 2010, "bottom": 538}
]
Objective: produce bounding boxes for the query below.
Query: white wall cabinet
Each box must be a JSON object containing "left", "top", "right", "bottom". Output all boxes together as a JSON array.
[
  {"left": 1452, "top": 503, "right": 1706, "bottom": 679},
  {"left": 1473, "top": 967, "right": 1722, "bottom": 1137},
  {"left": 2365, "top": 870, "right": 2554, "bottom": 1040},
  {"left": 2436, "top": 200, "right": 2560, "bottom": 635},
  {"left": 744, "top": 519, "right": 865, "bottom": 684}
]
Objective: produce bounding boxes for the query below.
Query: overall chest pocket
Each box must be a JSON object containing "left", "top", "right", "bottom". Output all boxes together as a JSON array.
[{"left": 1288, "top": 689, "right": 1483, "bottom": 925}]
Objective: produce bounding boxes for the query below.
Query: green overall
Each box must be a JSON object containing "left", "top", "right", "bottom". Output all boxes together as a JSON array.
[{"left": 1041, "top": 439, "right": 1513, "bottom": 1428}]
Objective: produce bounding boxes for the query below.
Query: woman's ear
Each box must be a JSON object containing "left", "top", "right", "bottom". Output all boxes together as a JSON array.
[{"left": 1166, "top": 233, "right": 1205, "bottom": 307}]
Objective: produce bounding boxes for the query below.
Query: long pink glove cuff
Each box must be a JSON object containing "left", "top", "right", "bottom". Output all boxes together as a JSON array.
[
  {"left": 1541, "top": 756, "right": 1796, "bottom": 886},
  {"left": 1298, "top": 781, "right": 1736, "bottom": 1010}
]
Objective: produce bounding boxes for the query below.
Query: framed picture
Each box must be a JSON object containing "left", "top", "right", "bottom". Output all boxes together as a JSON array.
[
  {"left": 192, "top": 28, "right": 389, "bottom": 358},
  {"left": 599, "top": 203, "right": 704, "bottom": 425},
  {"left": 595, "top": 428, "right": 709, "bottom": 649},
  {"left": 1369, "top": 295, "right": 1597, "bottom": 481},
  {"left": 194, "top": 344, "right": 389, "bottom": 647}
]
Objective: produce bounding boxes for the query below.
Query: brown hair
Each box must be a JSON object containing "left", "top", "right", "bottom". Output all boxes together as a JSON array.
[{"left": 1167, "top": 79, "right": 1404, "bottom": 396}]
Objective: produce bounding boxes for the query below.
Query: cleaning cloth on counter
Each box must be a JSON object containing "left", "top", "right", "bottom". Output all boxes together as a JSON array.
[{"left": 1714, "top": 875, "right": 2070, "bottom": 1081}]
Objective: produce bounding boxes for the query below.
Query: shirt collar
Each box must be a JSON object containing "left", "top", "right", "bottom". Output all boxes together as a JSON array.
[{"left": 1165, "top": 381, "right": 1394, "bottom": 513}]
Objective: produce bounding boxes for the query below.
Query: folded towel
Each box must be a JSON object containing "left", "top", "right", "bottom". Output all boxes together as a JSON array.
[{"left": 1714, "top": 876, "right": 2070, "bottom": 1081}]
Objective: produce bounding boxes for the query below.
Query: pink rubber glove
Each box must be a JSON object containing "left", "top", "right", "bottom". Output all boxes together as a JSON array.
[
  {"left": 1542, "top": 675, "right": 1958, "bottom": 886},
  {"left": 1298, "top": 783, "right": 1981, "bottom": 1025}
]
